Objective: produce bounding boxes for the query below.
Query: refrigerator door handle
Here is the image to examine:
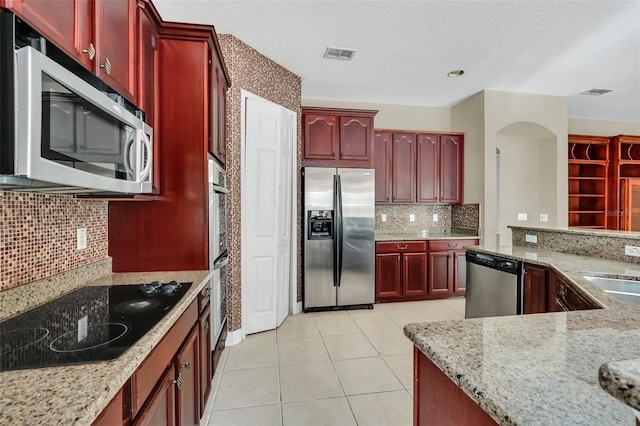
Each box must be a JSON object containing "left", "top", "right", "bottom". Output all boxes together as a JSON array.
[
  {"left": 333, "top": 174, "right": 339, "bottom": 287},
  {"left": 336, "top": 174, "right": 343, "bottom": 287}
]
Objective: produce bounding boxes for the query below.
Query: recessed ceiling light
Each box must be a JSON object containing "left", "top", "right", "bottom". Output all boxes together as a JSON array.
[
  {"left": 324, "top": 47, "right": 356, "bottom": 61},
  {"left": 447, "top": 70, "right": 465, "bottom": 78},
  {"left": 579, "top": 88, "right": 613, "bottom": 96}
]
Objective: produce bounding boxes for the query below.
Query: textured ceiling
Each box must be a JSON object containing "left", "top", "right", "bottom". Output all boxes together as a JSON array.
[{"left": 154, "top": 0, "right": 640, "bottom": 122}]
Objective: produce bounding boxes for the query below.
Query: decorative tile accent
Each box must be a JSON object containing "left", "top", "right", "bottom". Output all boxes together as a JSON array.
[
  {"left": 452, "top": 203, "right": 480, "bottom": 229},
  {"left": 0, "top": 192, "right": 109, "bottom": 291},
  {"left": 218, "top": 35, "right": 302, "bottom": 332}
]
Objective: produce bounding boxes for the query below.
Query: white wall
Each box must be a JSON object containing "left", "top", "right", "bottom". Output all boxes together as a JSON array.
[
  {"left": 302, "top": 99, "right": 451, "bottom": 131},
  {"left": 569, "top": 118, "right": 640, "bottom": 136}
]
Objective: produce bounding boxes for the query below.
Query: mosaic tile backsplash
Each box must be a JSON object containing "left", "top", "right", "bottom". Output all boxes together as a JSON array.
[
  {"left": 375, "top": 203, "right": 479, "bottom": 231},
  {"left": 0, "top": 192, "right": 108, "bottom": 291},
  {"left": 219, "top": 34, "right": 302, "bottom": 331}
]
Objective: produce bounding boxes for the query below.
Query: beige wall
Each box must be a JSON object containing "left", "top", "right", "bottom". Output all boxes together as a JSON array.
[
  {"left": 302, "top": 99, "right": 451, "bottom": 131},
  {"left": 483, "top": 91, "right": 568, "bottom": 243},
  {"left": 569, "top": 118, "right": 640, "bottom": 136}
]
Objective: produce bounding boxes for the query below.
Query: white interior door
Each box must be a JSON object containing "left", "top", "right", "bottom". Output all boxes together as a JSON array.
[
  {"left": 242, "top": 93, "right": 295, "bottom": 336},
  {"left": 276, "top": 109, "right": 294, "bottom": 326}
]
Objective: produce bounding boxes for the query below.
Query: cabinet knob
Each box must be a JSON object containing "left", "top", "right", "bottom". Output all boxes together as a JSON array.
[
  {"left": 81, "top": 43, "right": 96, "bottom": 60},
  {"left": 100, "top": 57, "right": 112, "bottom": 75},
  {"left": 181, "top": 362, "right": 192, "bottom": 370},
  {"left": 173, "top": 373, "right": 183, "bottom": 389}
]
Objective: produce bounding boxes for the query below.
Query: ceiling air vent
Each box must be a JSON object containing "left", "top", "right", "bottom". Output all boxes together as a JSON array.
[
  {"left": 580, "top": 88, "right": 613, "bottom": 96},
  {"left": 324, "top": 47, "right": 356, "bottom": 61}
]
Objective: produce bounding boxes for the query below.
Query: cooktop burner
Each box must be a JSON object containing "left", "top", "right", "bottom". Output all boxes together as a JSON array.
[{"left": 0, "top": 282, "right": 192, "bottom": 371}]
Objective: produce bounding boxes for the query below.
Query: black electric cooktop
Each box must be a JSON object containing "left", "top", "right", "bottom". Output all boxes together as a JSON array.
[{"left": 0, "top": 281, "right": 192, "bottom": 371}]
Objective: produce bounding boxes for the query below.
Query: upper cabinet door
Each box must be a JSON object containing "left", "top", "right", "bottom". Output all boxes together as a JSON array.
[
  {"left": 208, "top": 48, "right": 228, "bottom": 165},
  {"left": 304, "top": 114, "right": 339, "bottom": 161},
  {"left": 374, "top": 131, "right": 391, "bottom": 203},
  {"left": 439, "top": 135, "right": 463, "bottom": 204},
  {"left": 339, "top": 116, "right": 372, "bottom": 162},
  {"left": 4, "top": 0, "right": 93, "bottom": 69},
  {"left": 392, "top": 133, "right": 416, "bottom": 203},
  {"left": 95, "top": 0, "right": 136, "bottom": 100},
  {"left": 416, "top": 133, "right": 439, "bottom": 203}
]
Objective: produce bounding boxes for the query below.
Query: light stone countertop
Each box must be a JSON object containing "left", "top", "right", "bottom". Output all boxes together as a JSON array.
[
  {"left": 374, "top": 229, "right": 479, "bottom": 241},
  {"left": 0, "top": 269, "right": 212, "bottom": 426},
  {"left": 599, "top": 359, "right": 640, "bottom": 411},
  {"left": 404, "top": 243, "right": 640, "bottom": 425}
]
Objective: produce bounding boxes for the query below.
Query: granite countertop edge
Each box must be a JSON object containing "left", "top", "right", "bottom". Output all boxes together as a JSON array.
[
  {"left": 404, "top": 243, "right": 640, "bottom": 425},
  {"left": 0, "top": 269, "right": 213, "bottom": 426},
  {"left": 374, "top": 229, "right": 479, "bottom": 241}
]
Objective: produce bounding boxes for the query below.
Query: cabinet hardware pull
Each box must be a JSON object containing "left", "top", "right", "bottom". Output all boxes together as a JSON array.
[
  {"left": 173, "top": 373, "right": 183, "bottom": 389},
  {"left": 81, "top": 43, "right": 96, "bottom": 60},
  {"left": 181, "top": 362, "right": 192, "bottom": 370},
  {"left": 100, "top": 57, "right": 112, "bottom": 75},
  {"left": 448, "top": 243, "right": 457, "bottom": 248},
  {"left": 396, "top": 244, "right": 408, "bottom": 250}
]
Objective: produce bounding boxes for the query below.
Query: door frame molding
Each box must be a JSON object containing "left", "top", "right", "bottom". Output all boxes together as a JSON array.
[{"left": 237, "top": 89, "right": 298, "bottom": 343}]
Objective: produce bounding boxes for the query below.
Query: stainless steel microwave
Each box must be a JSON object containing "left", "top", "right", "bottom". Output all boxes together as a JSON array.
[{"left": 0, "top": 44, "right": 153, "bottom": 195}]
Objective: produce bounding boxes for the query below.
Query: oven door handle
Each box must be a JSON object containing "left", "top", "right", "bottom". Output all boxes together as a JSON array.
[{"left": 213, "top": 251, "right": 229, "bottom": 270}]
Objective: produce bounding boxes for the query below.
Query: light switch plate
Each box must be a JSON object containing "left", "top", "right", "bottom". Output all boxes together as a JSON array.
[
  {"left": 625, "top": 245, "right": 640, "bottom": 257},
  {"left": 433, "top": 213, "right": 439, "bottom": 222},
  {"left": 517, "top": 213, "right": 528, "bottom": 221},
  {"left": 540, "top": 214, "right": 549, "bottom": 222},
  {"left": 77, "top": 228, "right": 87, "bottom": 250},
  {"left": 525, "top": 234, "right": 538, "bottom": 243},
  {"left": 381, "top": 214, "right": 387, "bottom": 222},
  {"left": 409, "top": 214, "right": 415, "bottom": 222}
]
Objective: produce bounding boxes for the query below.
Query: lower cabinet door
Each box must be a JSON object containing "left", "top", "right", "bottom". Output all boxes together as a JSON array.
[
  {"left": 376, "top": 253, "right": 402, "bottom": 300},
  {"left": 403, "top": 252, "right": 428, "bottom": 296},
  {"left": 428, "top": 252, "right": 451, "bottom": 295},
  {"left": 199, "top": 308, "right": 212, "bottom": 418},
  {"left": 453, "top": 250, "right": 467, "bottom": 295},
  {"left": 134, "top": 365, "right": 176, "bottom": 426},
  {"left": 176, "top": 326, "right": 200, "bottom": 426}
]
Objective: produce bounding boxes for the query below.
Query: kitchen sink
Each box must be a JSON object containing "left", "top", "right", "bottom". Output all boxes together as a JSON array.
[{"left": 583, "top": 276, "right": 640, "bottom": 305}]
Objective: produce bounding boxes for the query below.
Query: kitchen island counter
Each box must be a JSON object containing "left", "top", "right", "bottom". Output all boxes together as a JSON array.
[
  {"left": 0, "top": 269, "right": 212, "bottom": 426},
  {"left": 404, "top": 243, "right": 640, "bottom": 425}
]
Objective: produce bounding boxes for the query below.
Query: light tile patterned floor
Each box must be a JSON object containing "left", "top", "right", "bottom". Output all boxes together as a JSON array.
[{"left": 201, "top": 298, "right": 465, "bottom": 426}]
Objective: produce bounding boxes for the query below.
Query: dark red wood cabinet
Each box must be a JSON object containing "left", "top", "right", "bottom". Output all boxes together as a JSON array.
[
  {"left": 414, "top": 348, "right": 497, "bottom": 426},
  {"left": 523, "top": 263, "right": 548, "bottom": 314},
  {"left": 208, "top": 44, "right": 228, "bottom": 165},
  {"left": 93, "top": 386, "right": 130, "bottom": 426},
  {"left": 373, "top": 131, "right": 392, "bottom": 202},
  {"left": 176, "top": 327, "right": 199, "bottom": 426},
  {"left": 109, "top": 21, "right": 230, "bottom": 272},
  {"left": 4, "top": 0, "right": 136, "bottom": 101},
  {"left": 375, "top": 241, "right": 427, "bottom": 302},
  {"left": 428, "top": 240, "right": 476, "bottom": 298},
  {"left": 133, "top": 365, "right": 177, "bottom": 426},
  {"left": 374, "top": 130, "right": 464, "bottom": 204},
  {"left": 302, "top": 107, "right": 378, "bottom": 168},
  {"left": 391, "top": 133, "right": 417, "bottom": 203}
]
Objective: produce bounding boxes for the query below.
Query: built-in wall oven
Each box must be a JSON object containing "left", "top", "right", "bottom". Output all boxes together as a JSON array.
[
  {"left": 208, "top": 158, "right": 228, "bottom": 354},
  {"left": 0, "top": 13, "right": 153, "bottom": 194}
]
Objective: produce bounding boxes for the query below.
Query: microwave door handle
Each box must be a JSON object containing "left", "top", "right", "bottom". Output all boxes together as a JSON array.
[
  {"left": 124, "top": 136, "right": 136, "bottom": 178},
  {"left": 137, "top": 129, "right": 152, "bottom": 183}
]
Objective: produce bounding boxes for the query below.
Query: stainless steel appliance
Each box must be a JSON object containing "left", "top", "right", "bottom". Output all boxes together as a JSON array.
[
  {"left": 208, "top": 158, "right": 228, "bottom": 349},
  {"left": 0, "top": 14, "right": 152, "bottom": 195},
  {"left": 465, "top": 251, "right": 523, "bottom": 319},
  {"left": 0, "top": 282, "right": 192, "bottom": 371},
  {"left": 303, "top": 167, "right": 375, "bottom": 311}
]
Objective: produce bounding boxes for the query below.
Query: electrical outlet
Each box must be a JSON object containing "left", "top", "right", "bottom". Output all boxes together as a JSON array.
[
  {"left": 77, "top": 228, "right": 87, "bottom": 250},
  {"left": 433, "top": 213, "right": 439, "bottom": 222},
  {"left": 540, "top": 214, "right": 549, "bottom": 222},
  {"left": 525, "top": 234, "right": 538, "bottom": 243},
  {"left": 381, "top": 214, "right": 387, "bottom": 222},
  {"left": 409, "top": 214, "right": 415, "bottom": 222},
  {"left": 517, "top": 213, "right": 528, "bottom": 221},
  {"left": 625, "top": 245, "right": 640, "bottom": 257},
  {"left": 77, "top": 316, "right": 88, "bottom": 342}
]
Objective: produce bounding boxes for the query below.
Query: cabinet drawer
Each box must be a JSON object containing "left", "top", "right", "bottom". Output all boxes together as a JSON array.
[
  {"left": 131, "top": 298, "right": 198, "bottom": 418},
  {"left": 198, "top": 283, "right": 211, "bottom": 313},
  {"left": 376, "top": 241, "right": 426, "bottom": 254},
  {"left": 428, "top": 239, "right": 478, "bottom": 252}
]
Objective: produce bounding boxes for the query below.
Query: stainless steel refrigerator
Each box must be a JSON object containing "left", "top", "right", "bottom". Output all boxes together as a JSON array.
[{"left": 303, "top": 167, "right": 375, "bottom": 311}]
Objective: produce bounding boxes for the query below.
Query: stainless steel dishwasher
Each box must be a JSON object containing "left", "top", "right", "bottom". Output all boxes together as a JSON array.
[{"left": 465, "top": 251, "right": 523, "bottom": 319}]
